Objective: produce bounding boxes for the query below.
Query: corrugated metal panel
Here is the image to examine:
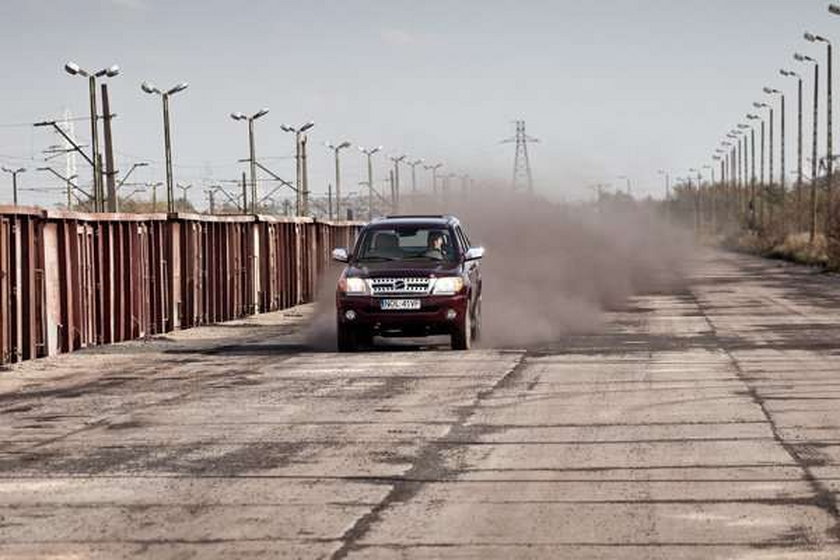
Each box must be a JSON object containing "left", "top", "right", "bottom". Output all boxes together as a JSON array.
[{"left": 0, "top": 207, "right": 363, "bottom": 366}]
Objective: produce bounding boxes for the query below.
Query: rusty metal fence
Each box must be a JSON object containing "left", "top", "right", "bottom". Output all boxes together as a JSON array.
[{"left": 0, "top": 206, "right": 361, "bottom": 366}]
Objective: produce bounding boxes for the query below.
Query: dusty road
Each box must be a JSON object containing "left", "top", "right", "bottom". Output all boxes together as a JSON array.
[{"left": 1, "top": 250, "right": 840, "bottom": 559}]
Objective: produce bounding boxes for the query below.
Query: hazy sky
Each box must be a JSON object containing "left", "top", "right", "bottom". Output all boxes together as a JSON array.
[{"left": 0, "top": 0, "right": 837, "bottom": 208}]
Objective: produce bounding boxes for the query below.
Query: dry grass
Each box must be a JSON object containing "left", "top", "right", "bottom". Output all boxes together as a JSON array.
[{"left": 766, "top": 232, "right": 829, "bottom": 267}]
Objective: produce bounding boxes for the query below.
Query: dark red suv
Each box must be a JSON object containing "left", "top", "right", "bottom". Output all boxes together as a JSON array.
[{"left": 332, "top": 215, "right": 484, "bottom": 351}]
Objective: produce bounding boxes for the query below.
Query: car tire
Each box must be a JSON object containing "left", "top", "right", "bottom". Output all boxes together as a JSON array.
[
  {"left": 471, "top": 297, "right": 482, "bottom": 342},
  {"left": 451, "top": 309, "right": 472, "bottom": 351},
  {"left": 337, "top": 324, "right": 358, "bottom": 352}
]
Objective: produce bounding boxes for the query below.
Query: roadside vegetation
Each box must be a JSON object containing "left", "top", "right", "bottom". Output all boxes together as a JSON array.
[{"left": 668, "top": 177, "right": 840, "bottom": 271}]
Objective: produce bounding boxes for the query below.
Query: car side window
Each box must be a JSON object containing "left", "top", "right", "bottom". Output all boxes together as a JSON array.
[{"left": 455, "top": 227, "right": 470, "bottom": 252}]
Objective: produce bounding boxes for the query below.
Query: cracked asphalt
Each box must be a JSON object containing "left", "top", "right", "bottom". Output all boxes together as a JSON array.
[{"left": 1, "top": 250, "right": 840, "bottom": 559}]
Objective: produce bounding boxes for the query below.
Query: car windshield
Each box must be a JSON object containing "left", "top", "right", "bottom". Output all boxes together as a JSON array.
[{"left": 355, "top": 226, "right": 457, "bottom": 262}]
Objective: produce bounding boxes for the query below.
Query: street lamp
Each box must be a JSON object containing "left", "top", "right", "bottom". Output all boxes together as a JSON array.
[
  {"left": 423, "top": 163, "right": 443, "bottom": 193},
  {"left": 804, "top": 32, "right": 832, "bottom": 188},
  {"left": 795, "top": 52, "right": 819, "bottom": 242},
  {"left": 231, "top": 108, "right": 270, "bottom": 213},
  {"left": 64, "top": 61, "right": 119, "bottom": 211},
  {"left": 281, "top": 121, "right": 315, "bottom": 215},
  {"left": 763, "top": 87, "right": 785, "bottom": 191},
  {"left": 1, "top": 166, "right": 26, "bottom": 206},
  {"left": 325, "top": 140, "right": 351, "bottom": 220},
  {"left": 141, "top": 80, "right": 189, "bottom": 213},
  {"left": 389, "top": 154, "right": 407, "bottom": 209},
  {"left": 359, "top": 146, "right": 382, "bottom": 220},
  {"left": 781, "top": 69, "right": 804, "bottom": 225},
  {"left": 406, "top": 159, "right": 424, "bottom": 193}
]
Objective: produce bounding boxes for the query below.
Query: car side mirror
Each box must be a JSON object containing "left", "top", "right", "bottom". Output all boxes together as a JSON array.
[
  {"left": 464, "top": 247, "right": 485, "bottom": 261},
  {"left": 332, "top": 248, "right": 349, "bottom": 262}
]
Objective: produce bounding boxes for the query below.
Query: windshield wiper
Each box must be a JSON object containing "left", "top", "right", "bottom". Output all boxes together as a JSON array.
[
  {"left": 357, "top": 255, "right": 397, "bottom": 262},
  {"left": 402, "top": 255, "right": 444, "bottom": 261}
]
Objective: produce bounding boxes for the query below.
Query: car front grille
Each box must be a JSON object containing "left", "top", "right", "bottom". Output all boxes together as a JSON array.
[{"left": 368, "top": 277, "right": 431, "bottom": 296}]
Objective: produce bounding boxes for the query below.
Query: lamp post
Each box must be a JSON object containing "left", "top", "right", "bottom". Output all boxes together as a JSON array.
[
  {"left": 407, "top": 159, "right": 424, "bottom": 193},
  {"left": 424, "top": 163, "right": 443, "bottom": 193},
  {"left": 805, "top": 32, "right": 832, "bottom": 194},
  {"left": 781, "top": 69, "right": 804, "bottom": 229},
  {"left": 141, "top": 81, "right": 188, "bottom": 213},
  {"left": 325, "top": 141, "right": 352, "bottom": 220},
  {"left": 795, "top": 52, "right": 819, "bottom": 242},
  {"left": 389, "top": 154, "right": 407, "bottom": 210},
  {"left": 64, "top": 61, "right": 119, "bottom": 212},
  {"left": 359, "top": 146, "right": 382, "bottom": 220},
  {"left": 1, "top": 167, "right": 26, "bottom": 206},
  {"left": 688, "top": 167, "right": 702, "bottom": 230},
  {"left": 281, "top": 121, "right": 315, "bottom": 216},
  {"left": 764, "top": 87, "right": 785, "bottom": 194},
  {"left": 231, "top": 108, "right": 270, "bottom": 213}
]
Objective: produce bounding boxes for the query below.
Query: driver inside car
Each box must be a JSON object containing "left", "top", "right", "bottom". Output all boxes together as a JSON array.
[{"left": 422, "top": 231, "right": 449, "bottom": 260}]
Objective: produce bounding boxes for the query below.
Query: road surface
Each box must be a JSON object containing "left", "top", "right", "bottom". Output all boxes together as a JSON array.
[{"left": 1, "top": 249, "right": 840, "bottom": 559}]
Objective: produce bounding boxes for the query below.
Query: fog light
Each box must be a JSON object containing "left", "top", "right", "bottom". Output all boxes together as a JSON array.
[
  {"left": 445, "top": 309, "right": 457, "bottom": 320},
  {"left": 345, "top": 310, "right": 357, "bottom": 321}
]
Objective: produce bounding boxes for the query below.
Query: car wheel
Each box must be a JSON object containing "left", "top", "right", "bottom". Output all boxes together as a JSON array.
[
  {"left": 471, "top": 297, "right": 482, "bottom": 342},
  {"left": 337, "top": 324, "right": 358, "bottom": 352},
  {"left": 451, "top": 309, "right": 472, "bottom": 351}
]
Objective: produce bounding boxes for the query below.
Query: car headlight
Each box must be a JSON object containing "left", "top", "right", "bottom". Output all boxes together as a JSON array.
[
  {"left": 432, "top": 276, "right": 464, "bottom": 295},
  {"left": 340, "top": 277, "right": 368, "bottom": 295}
]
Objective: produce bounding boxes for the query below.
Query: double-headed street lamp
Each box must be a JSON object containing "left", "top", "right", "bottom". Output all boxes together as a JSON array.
[
  {"left": 389, "top": 154, "right": 406, "bottom": 209},
  {"left": 1, "top": 166, "right": 26, "bottom": 206},
  {"left": 753, "top": 102, "right": 771, "bottom": 188},
  {"left": 407, "top": 159, "right": 423, "bottom": 193},
  {"left": 794, "top": 52, "right": 819, "bottom": 242},
  {"left": 281, "top": 121, "right": 315, "bottom": 216},
  {"left": 64, "top": 61, "right": 119, "bottom": 212},
  {"left": 141, "top": 81, "right": 189, "bottom": 213},
  {"left": 231, "top": 108, "right": 270, "bottom": 213},
  {"left": 359, "top": 146, "right": 382, "bottom": 220},
  {"left": 424, "top": 163, "right": 443, "bottom": 193},
  {"left": 325, "top": 141, "right": 351, "bottom": 220},
  {"left": 780, "top": 69, "right": 804, "bottom": 224},
  {"left": 763, "top": 87, "right": 785, "bottom": 191},
  {"left": 804, "top": 32, "right": 832, "bottom": 187}
]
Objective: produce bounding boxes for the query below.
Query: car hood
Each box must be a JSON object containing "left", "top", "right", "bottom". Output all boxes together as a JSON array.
[{"left": 346, "top": 260, "right": 461, "bottom": 278}]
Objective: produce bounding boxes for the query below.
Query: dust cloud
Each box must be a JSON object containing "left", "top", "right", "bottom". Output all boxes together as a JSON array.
[{"left": 307, "top": 191, "right": 694, "bottom": 349}]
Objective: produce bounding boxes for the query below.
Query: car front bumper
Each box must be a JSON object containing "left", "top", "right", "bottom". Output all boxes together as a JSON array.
[{"left": 336, "top": 293, "right": 469, "bottom": 336}]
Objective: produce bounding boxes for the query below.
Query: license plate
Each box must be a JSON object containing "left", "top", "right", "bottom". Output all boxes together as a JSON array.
[{"left": 380, "top": 299, "right": 421, "bottom": 311}]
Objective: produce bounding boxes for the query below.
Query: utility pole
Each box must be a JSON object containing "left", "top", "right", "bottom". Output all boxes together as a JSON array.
[
  {"left": 501, "top": 120, "right": 538, "bottom": 193},
  {"left": 301, "top": 135, "right": 309, "bottom": 216},
  {"left": 207, "top": 188, "right": 216, "bottom": 214},
  {"left": 100, "top": 83, "right": 118, "bottom": 212},
  {"left": 241, "top": 171, "right": 248, "bottom": 213}
]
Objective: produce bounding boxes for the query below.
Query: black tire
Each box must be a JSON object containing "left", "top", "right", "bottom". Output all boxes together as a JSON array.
[
  {"left": 451, "top": 309, "right": 472, "bottom": 350},
  {"left": 337, "top": 324, "right": 358, "bottom": 352},
  {"left": 471, "top": 297, "right": 482, "bottom": 342}
]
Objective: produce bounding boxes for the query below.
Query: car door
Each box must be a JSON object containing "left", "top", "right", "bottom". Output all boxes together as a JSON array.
[{"left": 455, "top": 226, "right": 481, "bottom": 309}]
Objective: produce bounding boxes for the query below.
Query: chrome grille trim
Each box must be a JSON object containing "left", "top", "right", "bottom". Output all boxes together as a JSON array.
[{"left": 367, "top": 277, "right": 432, "bottom": 296}]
